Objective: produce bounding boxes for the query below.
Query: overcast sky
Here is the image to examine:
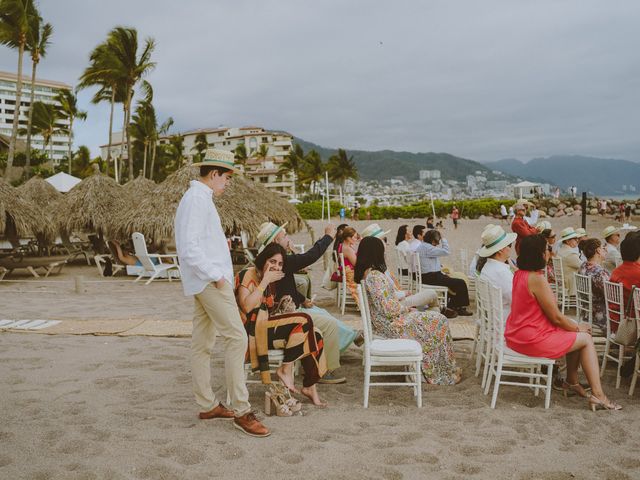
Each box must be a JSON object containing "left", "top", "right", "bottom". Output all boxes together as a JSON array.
[{"left": 1, "top": 0, "right": 639, "bottom": 162}]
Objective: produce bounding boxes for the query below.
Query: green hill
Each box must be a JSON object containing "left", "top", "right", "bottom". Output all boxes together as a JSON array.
[{"left": 293, "top": 138, "right": 511, "bottom": 182}]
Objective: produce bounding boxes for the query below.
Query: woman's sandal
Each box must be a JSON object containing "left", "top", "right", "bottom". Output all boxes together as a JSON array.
[
  {"left": 588, "top": 395, "right": 622, "bottom": 412},
  {"left": 562, "top": 381, "right": 591, "bottom": 398},
  {"left": 274, "top": 383, "right": 302, "bottom": 413},
  {"left": 264, "top": 390, "right": 293, "bottom": 417}
]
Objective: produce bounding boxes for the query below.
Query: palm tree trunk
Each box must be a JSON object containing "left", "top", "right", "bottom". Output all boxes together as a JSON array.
[
  {"left": 24, "top": 60, "right": 38, "bottom": 179},
  {"left": 125, "top": 90, "right": 134, "bottom": 181},
  {"left": 118, "top": 100, "right": 128, "bottom": 184},
  {"left": 149, "top": 142, "right": 157, "bottom": 180},
  {"left": 67, "top": 118, "right": 74, "bottom": 174},
  {"left": 50, "top": 139, "right": 54, "bottom": 164},
  {"left": 107, "top": 89, "right": 115, "bottom": 179},
  {"left": 142, "top": 140, "right": 148, "bottom": 178},
  {"left": 5, "top": 42, "right": 25, "bottom": 178}
]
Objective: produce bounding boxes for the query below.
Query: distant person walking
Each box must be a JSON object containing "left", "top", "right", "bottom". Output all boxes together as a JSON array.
[
  {"left": 451, "top": 206, "right": 460, "bottom": 229},
  {"left": 507, "top": 205, "right": 515, "bottom": 223},
  {"left": 339, "top": 207, "right": 346, "bottom": 221},
  {"left": 500, "top": 204, "right": 508, "bottom": 224},
  {"left": 599, "top": 199, "right": 607, "bottom": 216},
  {"left": 625, "top": 204, "right": 632, "bottom": 222}
]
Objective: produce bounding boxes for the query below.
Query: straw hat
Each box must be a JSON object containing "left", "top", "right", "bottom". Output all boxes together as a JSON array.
[
  {"left": 257, "top": 221, "right": 288, "bottom": 253},
  {"left": 560, "top": 227, "right": 578, "bottom": 242},
  {"left": 361, "top": 223, "right": 390, "bottom": 239},
  {"left": 478, "top": 225, "right": 517, "bottom": 258},
  {"left": 575, "top": 228, "right": 587, "bottom": 239},
  {"left": 602, "top": 225, "right": 621, "bottom": 239},
  {"left": 192, "top": 148, "right": 241, "bottom": 174},
  {"left": 536, "top": 220, "right": 551, "bottom": 233},
  {"left": 514, "top": 203, "right": 526, "bottom": 211}
]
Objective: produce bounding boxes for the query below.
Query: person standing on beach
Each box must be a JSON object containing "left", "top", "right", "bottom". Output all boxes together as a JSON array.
[
  {"left": 511, "top": 203, "right": 538, "bottom": 255},
  {"left": 174, "top": 149, "right": 270, "bottom": 437},
  {"left": 500, "top": 204, "right": 508, "bottom": 224},
  {"left": 451, "top": 206, "right": 459, "bottom": 229}
]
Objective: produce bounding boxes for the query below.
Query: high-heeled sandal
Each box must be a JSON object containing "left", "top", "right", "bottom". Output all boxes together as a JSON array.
[
  {"left": 274, "top": 383, "right": 302, "bottom": 413},
  {"left": 588, "top": 395, "right": 622, "bottom": 412},
  {"left": 264, "top": 390, "right": 293, "bottom": 417},
  {"left": 562, "top": 381, "right": 591, "bottom": 398}
]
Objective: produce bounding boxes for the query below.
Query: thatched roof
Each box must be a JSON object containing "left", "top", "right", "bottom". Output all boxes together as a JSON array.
[
  {"left": 54, "top": 172, "right": 128, "bottom": 237},
  {"left": 0, "top": 178, "right": 56, "bottom": 241},
  {"left": 115, "top": 166, "right": 304, "bottom": 242},
  {"left": 17, "top": 176, "right": 62, "bottom": 209},
  {"left": 122, "top": 175, "right": 156, "bottom": 207}
]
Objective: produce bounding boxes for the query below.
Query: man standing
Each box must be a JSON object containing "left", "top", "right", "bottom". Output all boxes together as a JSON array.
[
  {"left": 175, "top": 149, "right": 269, "bottom": 437},
  {"left": 510, "top": 203, "right": 538, "bottom": 254},
  {"left": 257, "top": 222, "right": 358, "bottom": 384},
  {"left": 500, "top": 204, "right": 508, "bottom": 224},
  {"left": 602, "top": 226, "right": 622, "bottom": 273},
  {"left": 451, "top": 206, "right": 460, "bottom": 229}
]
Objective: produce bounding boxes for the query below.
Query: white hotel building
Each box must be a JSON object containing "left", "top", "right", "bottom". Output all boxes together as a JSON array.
[
  {"left": 101, "top": 126, "right": 296, "bottom": 196},
  {"left": 0, "top": 71, "right": 71, "bottom": 164}
]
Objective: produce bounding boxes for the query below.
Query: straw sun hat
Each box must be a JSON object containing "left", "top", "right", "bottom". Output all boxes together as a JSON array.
[
  {"left": 602, "top": 225, "right": 621, "bottom": 239},
  {"left": 478, "top": 225, "right": 517, "bottom": 258},
  {"left": 536, "top": 220, "right": 551, "bottom": 233},
  {"left": 192, "top": 148, "right": 242, "bottom": 174},
  {"left": 575, "top": 228, "right": 587, "bottom": 239},
  {"left": 257, "top": 221, "right": 288, "bottom": 253},
  {"left": 361, "top": 223, "right": 391, "bottom": 239},
  {"left": 560, "top": 227, "right": 578, "bottom": 242}
]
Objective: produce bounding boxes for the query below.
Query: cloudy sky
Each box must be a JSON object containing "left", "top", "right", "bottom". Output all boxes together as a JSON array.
[{"left": 1, "top": 0, "right": 639, "bottom": 162}]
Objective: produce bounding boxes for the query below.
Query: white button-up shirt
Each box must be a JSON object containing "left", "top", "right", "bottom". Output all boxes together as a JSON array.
[
  {"left": 479, "top": 258, "right": 514, "bottom": 319},
  {"left": 175, "top": 180, "right": 233, "bottom": 296}
]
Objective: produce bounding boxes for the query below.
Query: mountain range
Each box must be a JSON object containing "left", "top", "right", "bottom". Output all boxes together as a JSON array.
[
  {"left": 293, "top": 138, "right": 510, "bottom": 183},
  {"left": 484, "top": 155, "right": 640, "bottom": 195}
]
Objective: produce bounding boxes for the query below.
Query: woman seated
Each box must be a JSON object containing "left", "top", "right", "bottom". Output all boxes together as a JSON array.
[
  {"left": 356, "top": 236, "right": 461, "bottom": 385},
  {"left": 505, "top": 234, "right": 620, "bottom": 411},
  {"left": 331, "top": 226, "right": 360, "bottom": 306},
  {"left": 540, "top": 228, "right": 557, "bottom": 284},
  {"left": 394, "top": 224, "right": 412, "bottom": 275},
  {"left": 235, "top": 243, "right": 327, "bottom": 406},
  {"left": 108, "top": 240, "right": 160, "bottom": 267},
  {"left": 577, "top": 238, "right": 609, "bottom": 330}
]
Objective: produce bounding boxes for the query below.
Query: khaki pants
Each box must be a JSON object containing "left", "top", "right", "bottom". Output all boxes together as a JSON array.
[{"left": 192, "top": 282, "right": 250, "bottom": 416}]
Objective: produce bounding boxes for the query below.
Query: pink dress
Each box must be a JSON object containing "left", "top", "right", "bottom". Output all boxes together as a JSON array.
[{"left": 505, "top": 270, "right": 576, "bottom": 359}]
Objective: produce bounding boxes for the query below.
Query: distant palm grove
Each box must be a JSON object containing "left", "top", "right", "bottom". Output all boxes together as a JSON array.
[{"left": 0, "top": 0, "right": 357, "bottom": 194}]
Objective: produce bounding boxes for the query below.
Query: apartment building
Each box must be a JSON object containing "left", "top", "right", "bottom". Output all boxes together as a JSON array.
[{"left": 0, "top": 71, "right": 71, "bottom": 164}]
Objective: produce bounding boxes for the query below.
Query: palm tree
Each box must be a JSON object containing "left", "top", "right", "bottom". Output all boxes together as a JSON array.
[
  {"left": 55, "top": 89, "right": 87, "bottom": 175},
  {"left": 191, "top": 132, "right": 208, "bottom": 163},
  {"left": 149, "top": 117, "right": 172, "bottom": 180},
  {"left": 300, "top": 149, "right": 325, "bottom": 198},
  {"left": 78, "top": 42, "right": 126, "bottom": 182},
  {"left": 278, "top": 143, "right": 305, "bottom": 197},
  {"left": 72, "top": 145, "right": 91, "bottom": 177},
  {"left": 105, "top": 26, "right": 156, "bottom": 182},
  {"left": 327, "top": 148, "right": 358, "bottom": 196},
  {"left": 252, "top": 143, "right": 269, "bottom": 167},
  {"left": 164, "top": 134, "right": 184, "bottom": 173},
  {"left": 233, "top": 143, "right": 248, "bottom": 167},
  {"left": 27, "top": 101, "right": 63, "bottom": 162},
  {"left": 130, "top": 80, "right": 155, "bottom": 177},
  {"left": 0, "top": 0, "right": 39, "bottom": 177},
  {"left": 24, "top": 17, "right": 52, "bottom": 177}
]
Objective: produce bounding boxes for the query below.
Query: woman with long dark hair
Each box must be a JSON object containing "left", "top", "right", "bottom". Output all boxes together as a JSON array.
[
  {"left": 355, "top": 236, "right": 460, "bottom": 385},
  {"left": 506, "top": 234, "right": 620, "bottom": 411}
]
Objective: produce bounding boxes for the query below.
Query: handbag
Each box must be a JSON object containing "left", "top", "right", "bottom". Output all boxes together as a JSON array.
[{"left": 615, "top": 286, "right": 638, "bottom": 346}]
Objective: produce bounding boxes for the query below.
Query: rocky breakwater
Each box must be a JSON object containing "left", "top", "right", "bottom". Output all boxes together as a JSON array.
[{"left": 527, "top": 197, "right": 640, "bottom": 219}]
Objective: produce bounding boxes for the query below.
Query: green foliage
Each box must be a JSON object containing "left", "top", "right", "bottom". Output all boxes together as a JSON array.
[{"left": 297, "top": 198, "right": 515, "bottom": 220}]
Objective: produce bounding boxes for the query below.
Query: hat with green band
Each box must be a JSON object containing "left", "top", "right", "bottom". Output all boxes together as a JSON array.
[
  {"left": 478, "top": 225, "right": 517, "bottom": 257},
  {"left": 257, "top": 221, "right": 288, "bottom": 253},
  {"left": 192, "top": 148, "right": 242, "bottom": 174},
  {"left": 361, "top": 223, "right": 391, "bottom": 240}
]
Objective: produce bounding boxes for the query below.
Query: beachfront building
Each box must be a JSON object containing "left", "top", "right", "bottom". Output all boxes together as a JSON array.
[
  {"left": 0, "top": 71, "right": 72, "bottom": 164},
  {"left": 102, "top": 126, "right": 296, "bottom": 197}
]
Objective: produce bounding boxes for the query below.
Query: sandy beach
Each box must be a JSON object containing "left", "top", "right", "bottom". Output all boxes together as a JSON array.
[{"left": 2, "top": 216, "right": 640, "bottom": 479}]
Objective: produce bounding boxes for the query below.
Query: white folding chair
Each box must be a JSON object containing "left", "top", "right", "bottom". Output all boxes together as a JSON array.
[
  {"left": 331, "top": 250, "right": 341, "bottom": 306},
  {"left": 227, "top": 350, "right": 293, "bottom": 405},
  {"left": 601, "top": 280, "right": 635, "bottom": 389},
  {"left": 395, "top": 249, "right": 411, "bottom": 290},
  {"left": 339, "top": 252, "right": 358, "bottom": 314},
  {"left": 409, "top": 252, "right": 448, "bottom": 310},
  {"left": 628, "top": 288, "right": 640, "bottom": 396},
  {"left": 357, "top": 284, "right": 422, "bottom": 408},
  {"left": 575, "top": 273, "right": 593, "bottom": 326},
  {"left": 484, "top": 283, "right": 555, "bottom": 409},
  {"left": 131, "top": 232, "right": 181, "bottom": 285},
  {"left": 470, "top": 278, "right": 493, "bottom": 390},
  {"left": 551, "top": 257, "right": 576, "bottom": 314}
]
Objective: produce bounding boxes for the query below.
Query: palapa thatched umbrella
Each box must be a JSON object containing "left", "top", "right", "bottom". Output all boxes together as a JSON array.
[
  {"left": 0, "top": 178, "right": 56, "bottom": 242},
  {"left": 16, "top": 175, "right": 62, "bottom": 209},
  {"left": 54, "top": 171, "right": 128, "bottom": 240},
  {"left": 122, "top": 175, "right": 156, "bottom": 207},
  {"left": 115, "top": 165, "right": 304, "bottom": 243}
]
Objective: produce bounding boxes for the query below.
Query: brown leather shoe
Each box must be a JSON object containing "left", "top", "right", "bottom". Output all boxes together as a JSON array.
[
  {"left": 198, "top": 403, "right": 234, "bottom": 420},
  {"left": 233, "top": 412, "right": 271, "bottom": 437}
]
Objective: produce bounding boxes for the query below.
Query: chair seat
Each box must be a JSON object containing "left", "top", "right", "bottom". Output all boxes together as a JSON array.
[
  {"left": 267, "top": 349, "right": 284, "bottom": 360},
  {"left": 503, "top": 346, "right": 555, "bottom": 364},
  {"left": 370, "top": 338, "right": 422, "bottom": 357}
]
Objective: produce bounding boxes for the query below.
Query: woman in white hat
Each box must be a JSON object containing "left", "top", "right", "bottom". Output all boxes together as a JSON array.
[
  {"left": 476, "top": 225, "right": 517, "bottom": 318},
  {"left": 557, "top": 227, "right": 581, "bottom": 296}
]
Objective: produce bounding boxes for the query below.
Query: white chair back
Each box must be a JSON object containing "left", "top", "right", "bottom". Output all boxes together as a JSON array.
[
  {"left": 131, "top": 232, "right": 156, "bottom": 271},
  {"left": 339, "top": 252, "right": 348, "bottom": 289},
  {"left": 395, "top": 249, "right": 410, "bottom": 288},
  {"left": 357, "top": 284, "right": 373, "bottom": 354},
  {"left": 604, "top": 280, "right": 625, "bottom": 334},
  {"left": 475, "top": 278, "right": 491, "bottom": 327},
  {"left": 488, "top": 282, "right": 505, "bottom": 356},
  {"left": 634, "top": 288, "right": 640, "bottom": 321},
  {"left": 551, "top": 257, "right": 565, "bottom": 298},
  {"left": 575, "top": 273, "right": 593, "bottom": 326}
]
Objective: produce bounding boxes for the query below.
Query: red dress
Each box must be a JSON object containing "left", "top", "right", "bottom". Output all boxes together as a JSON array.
[{"left": 505, "top": 270, "right": 576, "bottom": 359}]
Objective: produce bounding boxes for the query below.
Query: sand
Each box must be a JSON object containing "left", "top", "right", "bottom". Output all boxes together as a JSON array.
[{"left": 1, "top": 216, "right": 639, "bottom": 479}]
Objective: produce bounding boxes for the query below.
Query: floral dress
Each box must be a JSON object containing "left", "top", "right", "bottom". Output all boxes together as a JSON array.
[
  {"left": 577, "top": 261, "right": 609, "bottom": 329},
  {"left": 363, "top": 269, "right": 459, "bottom": 385}
]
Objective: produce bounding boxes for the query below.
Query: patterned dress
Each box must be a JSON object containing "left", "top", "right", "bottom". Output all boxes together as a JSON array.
[
  {"left": 235, "top": 267, "right": 327, "bottom": 387},
  {"left": 578, "top": 261, "right": 610, "bottom": 329},
  {"left": 363, "top": 269, "right": 459, "bottom": 385}
]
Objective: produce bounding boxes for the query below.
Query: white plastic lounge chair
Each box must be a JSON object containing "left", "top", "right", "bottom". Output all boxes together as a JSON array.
[
  {"left": 357, "top": 284, "right": 423, "bottom": 408},
  {"left": 131, "top": 232, "right": 181, "bottom": 285}
]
